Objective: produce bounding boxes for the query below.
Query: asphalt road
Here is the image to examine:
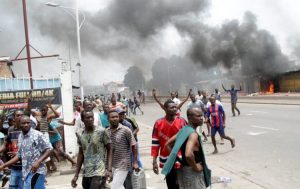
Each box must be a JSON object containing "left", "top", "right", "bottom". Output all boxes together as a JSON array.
[{"left": 46, "top": 102, "right": 300, "bottom": 189}]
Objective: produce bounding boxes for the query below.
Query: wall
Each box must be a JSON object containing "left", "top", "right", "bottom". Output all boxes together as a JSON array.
[{"left": 278, "top": 71, "right": 300, "bottom": 92}]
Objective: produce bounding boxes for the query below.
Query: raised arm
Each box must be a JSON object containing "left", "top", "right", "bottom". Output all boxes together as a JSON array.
[
  {"left": 27, "top": 95, "right": 40, "bottom": 117},
  {"left": 237, "top": 85, "right": 242, "bottom": 91},
  {"left": 47, "top": 102, "right": 60, "bottom": 119},
  {"left": 177, "top": 89, "right": 192, "bottom": 110},
  {"left": 152, "top": 89, "right": 165, "bottom": 110},
  {"left": 25, "top": 92, "right": 32, "bottom": 116},
  {"left": 222, "top": 84, "right": 229, "bottom": 92}
]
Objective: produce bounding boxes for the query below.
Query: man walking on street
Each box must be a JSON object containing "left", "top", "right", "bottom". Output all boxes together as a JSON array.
[
  {"left": 106, "top": 110, "right": 139, "bottom": 189},
  {"left": 187, "top": 93, "right": 207, "bottom": 141},
  {"left": 151, "top": 99, "right": 187, "bottom": 189},
  {"left": 100, "top": 103, "right": 111, "bottom": 129},
  {"left": 206, "top": 96, "right": 235, "bottom": 154},
  {"left": 71, "top": 110, "right": 113, "bottom": 189},
  {"left": 163, "top": 107, "right": 209, "bottom": 189},
  {"left": 0, "top": 115, "right": 53, "bottom": 189},
  {"left": 222, "top": 84, "right": 241, "bottom": 116},
  {"left": 133, "top": 97, "right": 143, "bottom": 115}
]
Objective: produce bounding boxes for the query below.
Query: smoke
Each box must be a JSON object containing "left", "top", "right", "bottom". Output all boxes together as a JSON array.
[
  {"left": 0, "top": 0, "right": 295, "bottom": 86},
  {"left": 31, "top": 0, "right": 209, "bottom": 65},
  {"left": 287, "top": 34, "right": 300, "bottom": 59},
  {"left": 174, "top": 12, "right": 290, "bottom": 76}
]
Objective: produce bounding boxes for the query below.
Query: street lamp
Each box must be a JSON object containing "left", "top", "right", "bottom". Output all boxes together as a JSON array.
[
  {"left": 45, "top": 1, "right": 85, "bottom": 101},
  {"left": 76, "top": 62, "right": 81, "bottom": 89}
]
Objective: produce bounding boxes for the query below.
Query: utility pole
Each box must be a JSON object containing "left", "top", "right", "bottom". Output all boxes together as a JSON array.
[{"left": 22, "top": 0, "right": 33, "bottom": 89}]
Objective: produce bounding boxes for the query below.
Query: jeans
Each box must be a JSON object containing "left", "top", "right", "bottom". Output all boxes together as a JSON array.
[
  {"left": 9, "top": 169, "right": 23, "bottom": 189},
  {"left": 131, "top": 143, "right": 143, "bottom": 168},
  {"left": 177, "top": 166, "right": 206, "bottom": 189},
  {"left": 24, "top": 173, "right": 46, "bottom": 189}
]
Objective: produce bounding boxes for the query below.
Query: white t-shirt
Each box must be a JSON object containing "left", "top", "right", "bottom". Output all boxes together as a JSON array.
[
  {"left": 172, "top": 97, "right": 181, "bottom": 105},
  {"left": 206, "top": 100, "right": 222, "bottom": 108},
  {"left": 172, "top": 97, "right": 181, "bottom": 113}
]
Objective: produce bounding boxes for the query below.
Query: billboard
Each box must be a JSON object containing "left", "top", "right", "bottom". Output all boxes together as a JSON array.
[{"left": 0, "top": 88, "right": 62, "bottom": 117}]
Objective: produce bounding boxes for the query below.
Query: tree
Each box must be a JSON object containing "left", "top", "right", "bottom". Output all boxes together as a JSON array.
[{"left": 123, "top": 66, "right": 145, "bottom": 91}]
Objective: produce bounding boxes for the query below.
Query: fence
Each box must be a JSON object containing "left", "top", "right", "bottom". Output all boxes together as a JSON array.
[{"left": 0, "top": 76, "right": 60, "bottom": 91}]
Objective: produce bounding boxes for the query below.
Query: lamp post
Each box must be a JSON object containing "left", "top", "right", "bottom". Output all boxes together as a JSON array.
[{"left": 45, "top": 1, "right": 85, "bottom": 101}]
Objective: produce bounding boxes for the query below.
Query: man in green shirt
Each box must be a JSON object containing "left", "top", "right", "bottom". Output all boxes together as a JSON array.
[{"left": 71, "top": 110, "right": 113, "bottom": 189}]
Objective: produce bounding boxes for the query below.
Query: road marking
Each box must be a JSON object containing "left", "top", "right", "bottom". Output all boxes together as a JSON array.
[
  {"left": 249, "top": 110, "right": 269, "bottom": 114},
  {"left": 251, "top": 125, "right": 279, "bottom": 131},
  {"left": 248, "top": 131, "right": 268, "bottom": 136},
  {"left": 246, "top": 113, "right": 253, "bottom": 116}
]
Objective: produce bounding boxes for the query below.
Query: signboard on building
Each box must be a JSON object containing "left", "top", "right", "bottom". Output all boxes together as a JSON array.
[{"left": 0, "top": 87, "right": 62, "bottom": 112}]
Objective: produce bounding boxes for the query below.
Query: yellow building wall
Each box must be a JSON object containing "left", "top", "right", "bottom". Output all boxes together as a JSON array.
[{"left": 279, "top": 72, "right": 300, "bottom": 92}]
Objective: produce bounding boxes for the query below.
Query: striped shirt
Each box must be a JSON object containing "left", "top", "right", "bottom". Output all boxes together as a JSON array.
[
  {"left": 39, "top": 117, "right": 49, "bottom": 134},
  {"left": 151, "top": 116, "right": 187, "bottom": 168},
  {"left": 106, "top": 125, "right": 136, "bottom": 171},
  {"left": 206, "top": 104, "right": 224, "bottom": 127}
]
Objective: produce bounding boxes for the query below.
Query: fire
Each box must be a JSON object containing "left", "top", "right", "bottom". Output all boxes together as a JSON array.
[{"left": 268, "top": 81, "right": 274, "bottom": 94}]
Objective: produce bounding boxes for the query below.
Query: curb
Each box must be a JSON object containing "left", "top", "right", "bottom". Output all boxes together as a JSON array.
[{"left": 221, "top": 101, "right": 300, "bottom": 106}]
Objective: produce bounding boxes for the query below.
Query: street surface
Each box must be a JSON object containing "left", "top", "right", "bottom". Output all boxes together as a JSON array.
[{"left": 46, "top": 102, "right": 300, "bottom": 189}]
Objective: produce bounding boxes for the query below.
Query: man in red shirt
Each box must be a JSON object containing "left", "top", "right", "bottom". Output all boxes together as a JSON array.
[{"left": 151, "top": 99, "right": 187, "bottom": 189}]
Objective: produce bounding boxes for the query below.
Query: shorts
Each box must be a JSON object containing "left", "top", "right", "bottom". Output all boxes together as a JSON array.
[{"left": 211, "top": 126, "right": 224, "bottom": 137}]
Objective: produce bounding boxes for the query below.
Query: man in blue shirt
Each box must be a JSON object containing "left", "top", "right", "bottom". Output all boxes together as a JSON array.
[
  {"left": 0, "top": 115, "right": 52, "bottom": 189},
  {"left": 100, "top": 103, "right": 110, "bottom": 128},
  {"left": 222, "top": 84, "right": 241, "bottom": 116}
]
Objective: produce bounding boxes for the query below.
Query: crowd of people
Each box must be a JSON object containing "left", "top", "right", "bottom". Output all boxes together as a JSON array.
[
  {"left": 150, "top": 85, "right": 240, "bottom": 189},
  {"left": 0, "top": 84, "right": 241, "bottom": 189}
]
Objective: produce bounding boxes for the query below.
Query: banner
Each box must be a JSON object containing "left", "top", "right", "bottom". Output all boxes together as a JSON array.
[{"left": 0, "top": 88, "right": 62, "bottom": 115}]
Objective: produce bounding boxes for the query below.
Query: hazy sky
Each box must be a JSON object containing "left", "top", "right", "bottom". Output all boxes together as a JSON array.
[{"left": 0, "top": 0, "right": 299, "bottom": 84}]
